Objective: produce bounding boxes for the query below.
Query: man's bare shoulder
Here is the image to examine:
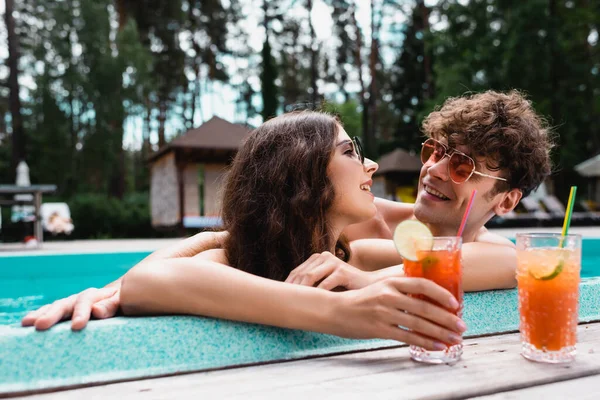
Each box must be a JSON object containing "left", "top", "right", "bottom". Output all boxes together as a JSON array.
[
  {"left": 474, "top": 227, "right": 515, "bottom": 247},
  {"left": 344, "top": 198, "right": 415, "bottom": 241}
]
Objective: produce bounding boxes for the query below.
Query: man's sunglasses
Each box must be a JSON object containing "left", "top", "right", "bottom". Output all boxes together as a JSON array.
[
  {"left": 352, "top": 136, "right": 365, "bottom": 165},
  {"left": 420, "top": 138, "right": 508, "bottom": 184}
]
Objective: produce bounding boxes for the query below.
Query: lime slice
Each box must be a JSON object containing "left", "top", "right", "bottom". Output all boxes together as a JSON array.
[
  {"left": 529, "top": 260, "right": 564, "bottom": 280},
  {"left": 393, "top": 220, "right": 433, "bottom": 261}
]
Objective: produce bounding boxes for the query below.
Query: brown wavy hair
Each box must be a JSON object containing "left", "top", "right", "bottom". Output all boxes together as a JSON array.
[
  {"left": 220, "top": 111, "right": 350, "bottom": 281},
  {"left": 422, "top": 90, "right": 554, "bottom": 197}
]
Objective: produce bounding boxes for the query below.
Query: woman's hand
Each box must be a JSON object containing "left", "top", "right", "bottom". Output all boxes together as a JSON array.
[
  {"left": 21, "top": 231, "right": 229, "bottom": 331},
  {"left": 329, "top": 277, "right": 466, "bottom": 351},
  {"left": 21, "top": 286, "right": 120, "bottom": 331},
  {"left": 285, "top": 251, "right": 378, "bottom": 290}
]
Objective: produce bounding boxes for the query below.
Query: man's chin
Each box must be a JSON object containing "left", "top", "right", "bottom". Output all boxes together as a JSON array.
[
  {"left": 414, "top": 202, "right": 443, "bottom": 224},
  {"left": 412, "top": 202, "right": 429, "bottom": 222}
]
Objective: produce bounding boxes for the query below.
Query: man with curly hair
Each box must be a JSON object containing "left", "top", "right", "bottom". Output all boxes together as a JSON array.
[
  {"left": 335, "top": 90, "right": 553, "bottom": 291},
  {"left": 23, "top": 90, "right": 553, "bottom": 337}
]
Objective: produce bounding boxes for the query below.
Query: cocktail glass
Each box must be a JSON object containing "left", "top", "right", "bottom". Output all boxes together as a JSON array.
[
  {"left": 403, "top": 236, "right": 463, "bottom": 364},
  {"left": 516, "top": 233, "right": 581, "bottom": 363}
]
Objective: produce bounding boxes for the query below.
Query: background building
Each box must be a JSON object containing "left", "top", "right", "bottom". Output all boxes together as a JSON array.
[{"left": 148, "top": 117, "right": 250, "bottom": 228}]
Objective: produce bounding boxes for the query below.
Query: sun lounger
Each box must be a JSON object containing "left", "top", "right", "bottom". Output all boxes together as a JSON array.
[
  {"left": 579, "top": 200, "right": 600, "bottom": 218},
  {"left": 540, "top": 195, "right": 596, "bottom": 222},
  {"left": 40, "top": 203, "right": 74, "bottom": 235},
  {"left": 490, "top": 196, "right": 551, "bottom": 227}
]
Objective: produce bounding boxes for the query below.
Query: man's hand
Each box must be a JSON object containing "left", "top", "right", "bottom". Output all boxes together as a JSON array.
[
  {"left": 330, "top": 277, "right": 466, "bottom": 351},
  {"left": 285, "top": 252, "right": 377, "bottom": 290},
  {"left": 21, "top": 286, "right": 120, "bottom": 331}
]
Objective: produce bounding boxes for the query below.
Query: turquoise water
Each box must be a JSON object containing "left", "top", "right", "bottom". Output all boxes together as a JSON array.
[
  {"left": 0, "top": 252, "right": 149, "bottom": 325},
  {"left": 1, "top": 238, "right": 600, "bottom": 326}
]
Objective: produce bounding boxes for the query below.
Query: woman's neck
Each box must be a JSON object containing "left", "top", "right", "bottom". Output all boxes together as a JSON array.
[{"left": 327, "top": 218, "right": 347, "bottom": 253}]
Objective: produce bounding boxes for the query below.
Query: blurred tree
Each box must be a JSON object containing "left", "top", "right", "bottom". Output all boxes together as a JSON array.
[
  {"left": 26, "top": 69, "right": 71, "bottom": 192},
  {"left": 4, "top": 0, "right": 26, "bottom": 171},
  {"left": 117, "top": 0, "right": 186, "bottom": 148},
  {"left": 261, "top": 0, "right": 279, "bottom": 120},
  {"left": 181, "top": 0, "right": 236, "bottom": 130},
  {"left": 431, "top": 0, "right": 600, "bottom": 200},
  {"left": 386, "top": 0, "right": 433, "bottom": 153},
  {"left": 326, "top": 0, "right": 356, "bottom": 102},
  {"left": 279, "top": 16, "right": 315, "bottom": 111},
  {"left": 322, "top": 99, "right": 362, "bottom": 139},
  {"left": 306, "top": 0, "right": 320, "bottom": 107}
]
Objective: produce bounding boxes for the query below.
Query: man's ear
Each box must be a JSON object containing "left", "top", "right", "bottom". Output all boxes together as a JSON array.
[{"left": 494, "top": 189, "right": 523, "bottom": 216}]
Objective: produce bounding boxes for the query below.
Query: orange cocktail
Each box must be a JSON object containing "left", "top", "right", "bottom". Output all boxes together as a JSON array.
[
  {"left": 516, "top": 233, "right": 581, "bottom": 363},
  {"left": 403, "top": 236, "right": 463, "bottom": 364}
]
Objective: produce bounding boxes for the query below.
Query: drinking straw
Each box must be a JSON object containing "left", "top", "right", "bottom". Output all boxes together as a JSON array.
[
  {"left": 559, "top": 186, "right": 577, "bottom": 247},
  {"left": 457, "top": 189, "right": 477, "bottom": 237}
]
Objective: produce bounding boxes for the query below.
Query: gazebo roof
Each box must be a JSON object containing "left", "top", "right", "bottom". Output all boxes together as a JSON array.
[
  {"left": 149, "top": 116, "right": 251, "bottom": 163},
  {"left": 575, "top": 154, "right": 600, "bottom": 177},
  {"left": 375, "top": 148, "right": 422, "bottom": 175}
]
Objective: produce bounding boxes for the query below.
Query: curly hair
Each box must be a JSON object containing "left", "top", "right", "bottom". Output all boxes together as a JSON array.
[
  {"left": 221, "top": 111, "right": 350, "bottom": 282},
  {"left": 422, "top": 90, "right": 554, "bottom": 197}
]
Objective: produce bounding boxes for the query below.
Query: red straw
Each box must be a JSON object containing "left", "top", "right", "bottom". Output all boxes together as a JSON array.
[{"left": 457, "top": 190, "right": 477, "bottom": 237}]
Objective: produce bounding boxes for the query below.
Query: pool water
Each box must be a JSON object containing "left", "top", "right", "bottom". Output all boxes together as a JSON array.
[
  {"left": 0, "top": 252, "right": 148, "bottom": 325},
  {"left": 1, "top": 238, "right": 600, "bottom": 326}
]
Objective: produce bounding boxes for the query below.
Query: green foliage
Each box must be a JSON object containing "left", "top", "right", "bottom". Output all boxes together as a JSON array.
[
  {"left": 68, "top": 192, "right": 154, "bottom": 239},
  {"left": 322, "top": 99, "right": 363, "bottom": 139},
  {"left": 430, "top": 0, "right": 600, "bottom": 198},
  {"left": 279, "top": 18, "right": 312, "bottom": 110},
  {"left": 26, "top": 71, "right": 71, "bottom": 192},
  {"left": 325, "top": 0, "right": 356, "bottom": 101},
  {"left": 386, "top": 1, "right": 433, "bottom": 154},
  {"left": 2, "top": 0, "right": 599, "bottom": 237}
]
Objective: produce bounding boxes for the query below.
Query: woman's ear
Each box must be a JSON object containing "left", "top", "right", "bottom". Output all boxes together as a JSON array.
[{"left": 494, "top": 189, "right": 523, "bottom": 216}]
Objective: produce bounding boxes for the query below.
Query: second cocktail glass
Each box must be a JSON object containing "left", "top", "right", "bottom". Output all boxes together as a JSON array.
[
  {"left": 403, "top": 236, "right": 463, "bottom": 364},
  {"left": 516, "top": 233, "right": 581, "bottom": 363}
]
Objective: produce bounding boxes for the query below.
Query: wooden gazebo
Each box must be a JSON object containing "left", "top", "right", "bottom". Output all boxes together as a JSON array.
[
  {"left": 374, "top": 148, "right": 422, "bottom": 202},
  {"left": 148, "top": 116, "right": 251, "bottom": 228}
]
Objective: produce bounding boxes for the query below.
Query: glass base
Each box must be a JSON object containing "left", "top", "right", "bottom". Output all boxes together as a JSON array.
[
  {"left": 409, "top": 344, "right": 463, "bottom": 364},
  {"left": 521, "top": 342, "right": 576, "bottom": 363}
]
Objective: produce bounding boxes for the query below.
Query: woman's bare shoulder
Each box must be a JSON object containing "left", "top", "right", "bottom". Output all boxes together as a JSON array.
[{"left": 192, "top": 248, "right": 230, "bottom": 264}]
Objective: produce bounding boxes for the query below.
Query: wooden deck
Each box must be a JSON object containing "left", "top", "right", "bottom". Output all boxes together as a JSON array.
[{"left": 12, "top": 321, "right": 600, "bottom": 400}]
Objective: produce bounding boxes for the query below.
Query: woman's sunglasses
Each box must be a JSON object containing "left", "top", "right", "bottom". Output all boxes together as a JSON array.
[
  {"left": 420, "top": 138, "right": 508, "bottom": 184},
  {"left": 352, "top": 136, "right": 365, "bottom": 165}
]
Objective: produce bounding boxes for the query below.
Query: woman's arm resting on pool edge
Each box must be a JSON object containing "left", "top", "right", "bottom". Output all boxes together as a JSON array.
[
  {"left": 102, "top": 231, "right": 228, "bottom": 288},
  {"left": 119, "top": 257, "right": 466, "bottom": 350},
  {"left": 21, "top": 231, "right": 228, "bottom": 331}
]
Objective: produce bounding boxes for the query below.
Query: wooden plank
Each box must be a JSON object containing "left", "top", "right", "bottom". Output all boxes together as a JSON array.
[
  {"left": 471, "top": 374, "right": 600, "bottom": 399},
  {"left": 14, "top": 323, "right": 600, "bottom": 400},
  {"left": 0, "top": 185, "right": 56, "bottom": 195}
]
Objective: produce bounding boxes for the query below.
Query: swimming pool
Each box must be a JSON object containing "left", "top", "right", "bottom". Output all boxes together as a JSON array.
[
  {"left": 2, "top": 239, "right": 600, "bottom": 396},
  {"left": 0, "top": 252, "right": 148, "bottom": 326},
  {"left": 2, "top": 239, "right": 600, "bottom": 326}
]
